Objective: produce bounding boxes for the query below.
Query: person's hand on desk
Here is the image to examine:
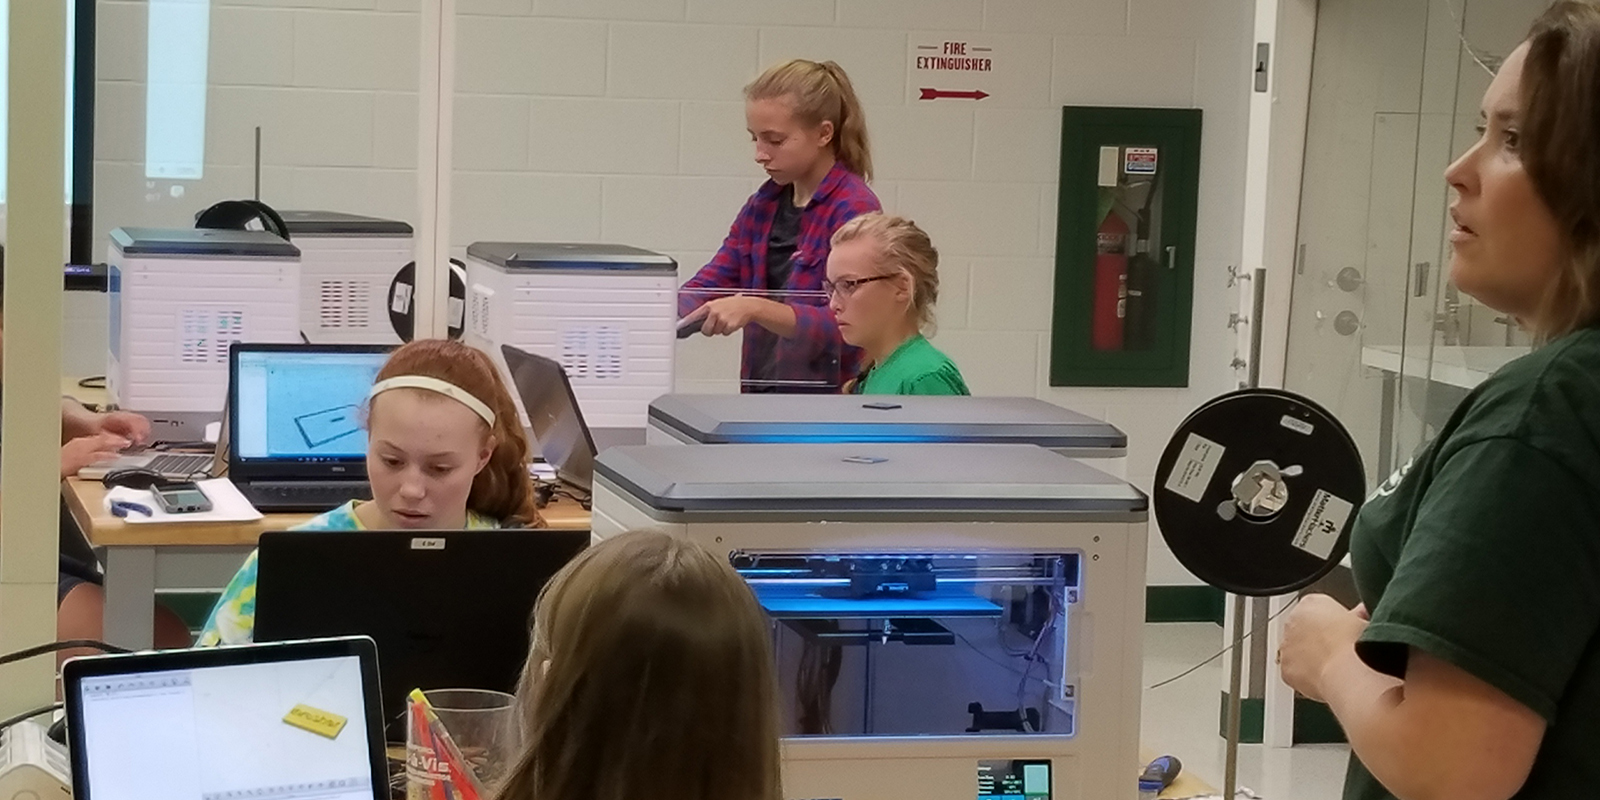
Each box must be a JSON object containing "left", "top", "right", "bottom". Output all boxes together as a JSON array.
[
  {"left": 95, "top": 410, "right": 152, "bottom": 444},
  {"left": 60, "top": 432, "right": 130, "bottom": 479},
  {"left": 684, "top": 295, "right": 799, "bottom": 338},
  {"left": 61, "top": 399, "right": 151, "bottom": 445}
]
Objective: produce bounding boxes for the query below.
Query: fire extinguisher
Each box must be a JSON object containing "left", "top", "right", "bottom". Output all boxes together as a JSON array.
[
  {"left": 1124, "top": 211, "right": 1159, "bottom": 351},
  {"left": 1092, "top": 210, "right": 1130, "bottom": 351}
]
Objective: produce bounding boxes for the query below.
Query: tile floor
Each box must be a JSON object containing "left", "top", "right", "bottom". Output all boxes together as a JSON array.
[{"left": 1141, "top": 623, "right": 1352, "bottom": 800}]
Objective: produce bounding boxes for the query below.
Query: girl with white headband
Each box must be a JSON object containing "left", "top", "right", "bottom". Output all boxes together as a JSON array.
[{"left": 198, "top": 339, "right": 543, "bottom": 646}]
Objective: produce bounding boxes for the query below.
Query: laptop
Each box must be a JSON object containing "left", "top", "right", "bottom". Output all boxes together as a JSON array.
[
  {"left": 253, "top": 528, "right": 589, "bottom": 741},
  {"left": 63, "top": 636, "right": 388, "bottom": 800},
  {"left": 229, "top": 343, "right": 393, "bottom": 512},
  {"left": 78, "top": 448, "right": 215, "bottom": 482},
  {"left": 501, "top": 345, "right": 597, "bottom": 494}
]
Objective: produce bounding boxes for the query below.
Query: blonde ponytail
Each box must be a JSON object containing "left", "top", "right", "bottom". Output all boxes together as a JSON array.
[{"left": 746, "top": 59, "right": 874, "bottom": 182}]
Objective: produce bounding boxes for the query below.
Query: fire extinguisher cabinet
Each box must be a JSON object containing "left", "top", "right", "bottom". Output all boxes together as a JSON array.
[{"left": 1050, "top": 107, "right": 1202, "bottom": 387}]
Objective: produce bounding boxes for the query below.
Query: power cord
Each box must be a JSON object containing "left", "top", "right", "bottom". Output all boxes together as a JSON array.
[
  {"left": 0, "top": 639, "right": 130, "bottom": 668},
  {"left": 533, "top": 479, "right": 592, "bottom": 511},
  {"left": 0, "top": 639, "right": 130, "bottom": 734},
  {"left": 0, "top": 702, "right": 62, "bottom": 733},
  {"left": 1146, "top": 598, "right": 1300, "bottom": 691}
]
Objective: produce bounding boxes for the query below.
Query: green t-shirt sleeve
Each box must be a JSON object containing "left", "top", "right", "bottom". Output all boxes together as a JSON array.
[
  {"left": 903, "top": 366, "right": 970, "bottom": 396},
  {"left": 1356, "top": 438, "right": 1600, "bottom": 722}
]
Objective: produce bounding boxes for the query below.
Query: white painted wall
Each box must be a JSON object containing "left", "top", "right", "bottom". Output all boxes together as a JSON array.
[
  {"left": 1284, "top": 0, "right": 1531, "bottom": 481},
  {"left": 84, "top": 0, "right": 1257, "bottom": 586}
]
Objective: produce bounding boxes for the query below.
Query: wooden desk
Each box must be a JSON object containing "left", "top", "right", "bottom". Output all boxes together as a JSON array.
[
  {"left": 63, "top": 478, "right": 591, "bottom": 649},
  {"left": 62, "top": 376, "right": 108, "bottom": 408}
]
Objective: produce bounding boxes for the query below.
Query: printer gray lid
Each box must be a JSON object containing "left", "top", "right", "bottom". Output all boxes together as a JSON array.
[
  {"left": 466, "top": 242, "right": 677, "bottom": 274},
  {"left": 280, "top": 210, "right": 413, "bottom": 237},
  {"left": 110, "top": 227, "right": 300, "bottom": 258},
  {"left": 649, "top": 394, "right": 1127, "bottom": 450},
  {"left": 595, "top": 443, "right": 1147, "bottom": 517}
]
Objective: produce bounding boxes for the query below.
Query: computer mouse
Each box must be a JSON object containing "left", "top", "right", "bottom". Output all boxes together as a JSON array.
[{"left": 102, "top": 467, "right": 167, "bottom": 491}]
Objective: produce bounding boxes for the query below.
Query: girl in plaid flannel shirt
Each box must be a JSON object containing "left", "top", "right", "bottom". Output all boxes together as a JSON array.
[{"left": 679, "top": 59, "right": 881, "bottom": 393}]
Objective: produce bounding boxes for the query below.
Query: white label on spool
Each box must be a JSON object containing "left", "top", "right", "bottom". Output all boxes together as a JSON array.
[
  {"left": 448, "top": 297, "right": 465, "bottom": 329},
  {"left": 1280, "top": 415, "right": 1315, "bottom": 436},
  {"left": 1164, "top": 433, "right": 1225, "bottom": 503},
  {"left": 1294, "top": 490, "right": 1352, "bottom": 559},
  {"left": 392, "top": 282, "right": 413, "bottom": 315}
]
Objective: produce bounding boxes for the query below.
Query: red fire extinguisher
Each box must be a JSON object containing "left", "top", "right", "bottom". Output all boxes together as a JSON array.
[{"left": 1092, "top": 210, "right": 1130, "bottom": 351}]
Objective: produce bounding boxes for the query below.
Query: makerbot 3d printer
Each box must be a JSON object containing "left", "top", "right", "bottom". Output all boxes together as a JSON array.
[{"left": 592, "top": 442, "right": 1149, "bottom": 800}]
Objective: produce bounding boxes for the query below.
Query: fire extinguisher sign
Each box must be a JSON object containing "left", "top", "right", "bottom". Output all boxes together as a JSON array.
[{"left": 1124, "top": 147, "right": 1159, "bottom": 175}]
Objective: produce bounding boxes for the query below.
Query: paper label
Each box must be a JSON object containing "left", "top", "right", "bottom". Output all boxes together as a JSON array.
[
  {"left": 391, "top": 282, "right": 414, "bottom": 315},
  {"left": 283, "top": 704, "right": 348, "bottom": 739},
  {"left": 1163, "top": 433, "right": 1225, "bottom": 503},
  {"left": 1125, "top": 147, "right": 1159, "bottom": 174},
  {"left": 448, "top": 297, "right": 465, "bottom": 328},
  {"left": 1293, "top": 490, "right": 1353, "bottom": 560},
  {"left": 1280, "top": 415, "right": 1315, "bottom": 436}
]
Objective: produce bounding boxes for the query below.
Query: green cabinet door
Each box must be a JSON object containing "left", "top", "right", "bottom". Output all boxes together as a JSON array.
[{"left": 1050, "top": 107, "right": 1203, "bottom": 387}]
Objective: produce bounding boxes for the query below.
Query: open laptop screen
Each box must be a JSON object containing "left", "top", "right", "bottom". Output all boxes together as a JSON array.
[
  {"left": 501, "top": 345, "right": 596, "bottom": 492},
  {"left": 64, "top": 637, "right": 387, "bottom": 800},
  {"left": 232, "top": 346, "right": 391, "bottom": 463}
]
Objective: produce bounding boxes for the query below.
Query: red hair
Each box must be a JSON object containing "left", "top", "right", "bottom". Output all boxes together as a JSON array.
[{"left": 370, "top": 339, "right": 542, "bottom": 528}]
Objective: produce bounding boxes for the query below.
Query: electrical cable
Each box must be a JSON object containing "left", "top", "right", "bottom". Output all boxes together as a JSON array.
[
  {"left": 0, "top": 639, "right": 130, "bottom": 668},
  {"left": 952, "top": 629, "right": 1051, "bottom": 688},
  {"left": 0, "top": 702, "right": 62, "bottom": 733},
  {"left": 1443, "top": 0, "right": 1500, "bottom": 78},
  {"left": 1146, "top": 598, "right": 1300, "bottom": 691},
  {"left": 0, "top": 641, "right": 133, "bottom": 733}
]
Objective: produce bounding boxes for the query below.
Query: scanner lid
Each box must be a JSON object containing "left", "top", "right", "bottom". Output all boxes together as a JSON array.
[
  {"left": 596, "top": 442, "right": 1147, "bottom": 520},
  {"left": 649, "top": 394, "right": 1127, "bottom": 454}
]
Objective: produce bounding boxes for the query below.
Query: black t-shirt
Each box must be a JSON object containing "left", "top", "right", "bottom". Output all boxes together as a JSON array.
[
  {"left": 766, "top": 186, "right": 801, "bottom": 291},
  {"left": 1345, "top": 327, "right": 1600, "bottom": 799},
  {"left": 749, "top": 187, "right": 803, "bottom": 392}
]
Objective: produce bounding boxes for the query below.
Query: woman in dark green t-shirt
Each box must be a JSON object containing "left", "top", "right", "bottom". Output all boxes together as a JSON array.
[
  {"left": 824, "top": 213, "right": 969, "bottom": 396},
  {"left": 1279, "top": 6, "right": 1600, "bottom": 800}
]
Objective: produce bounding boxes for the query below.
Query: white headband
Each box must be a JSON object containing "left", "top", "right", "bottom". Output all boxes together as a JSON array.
[{"left": 369, "top": 376, "right": 496, "bottom": 426}]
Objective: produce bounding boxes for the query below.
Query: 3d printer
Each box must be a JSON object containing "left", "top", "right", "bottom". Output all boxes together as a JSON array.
[{"left": 591, "top": 442, "right": 1149, "bottom": 800}]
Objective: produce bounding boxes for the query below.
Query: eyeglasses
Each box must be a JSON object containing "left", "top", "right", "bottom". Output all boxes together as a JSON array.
[{"left": 822, "top": 274, "right": 896, "bottom": 300}]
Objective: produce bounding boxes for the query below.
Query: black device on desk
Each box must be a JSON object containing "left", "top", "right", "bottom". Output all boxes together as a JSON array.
[
  {"left": 228, "top": 343, "right": 393, "bottom": 512},
  {"left": 62, "top": 636, "right": 389, "bottom": 800},
  {"left": 253, "top": 528, "right": 589, "bottom": 742}
]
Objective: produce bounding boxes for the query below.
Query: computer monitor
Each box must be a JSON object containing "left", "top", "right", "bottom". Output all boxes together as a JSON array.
[
  {"left": 228, "top": 344, "right": 392, "bottom": 481},
  {"left": 63, "top": 636, "right": 388, "bottom": 800},
  {"left": 254, "top": 528, "right": 589, "bottom": 741}
]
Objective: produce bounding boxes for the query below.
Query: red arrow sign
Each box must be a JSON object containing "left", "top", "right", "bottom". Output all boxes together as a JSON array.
[{"left": 919, "top": 88, "right": 989, "bottom": 101}]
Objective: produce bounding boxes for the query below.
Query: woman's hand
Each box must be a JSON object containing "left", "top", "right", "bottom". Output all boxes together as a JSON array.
[
  {"left": 1280, "top": 594, "right": 1369, "bottom": 702},
  {"left": 98, "top": 411, "right": 152, "bottom": 445},
  {"left": 60, "top": 432, "right": 130, "bottom": 479},
  {"left": 685, "top": 295, "right": 795, "bottom": 337}
]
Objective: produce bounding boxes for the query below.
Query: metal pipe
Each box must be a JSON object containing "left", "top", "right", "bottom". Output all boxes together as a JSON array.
[{"left": 1224, "top": 595, "right": 1247, "bottom": 800}]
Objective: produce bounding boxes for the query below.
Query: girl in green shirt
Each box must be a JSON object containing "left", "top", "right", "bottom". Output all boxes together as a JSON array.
[{"left": 825, "top": 213, "right": 969, "bottom": 395}]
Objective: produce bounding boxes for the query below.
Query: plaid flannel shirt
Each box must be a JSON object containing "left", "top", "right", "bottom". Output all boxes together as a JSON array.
[{"left": 680, "top": 162, "right": 881, "bottom": 392}]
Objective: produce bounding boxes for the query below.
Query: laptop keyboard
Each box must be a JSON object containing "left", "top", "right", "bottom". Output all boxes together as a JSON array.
[
  {"left": 241, "top": 482, "right": 372, "bottom": 513},
  {"left": 146, "top": 453, "right": 214, "bottom": 478}
]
